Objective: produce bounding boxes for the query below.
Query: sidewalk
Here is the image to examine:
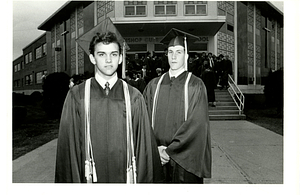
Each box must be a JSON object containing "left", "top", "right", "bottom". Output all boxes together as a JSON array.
[{"left": 12, "top": 120, "right": 283, "bottom": 184}]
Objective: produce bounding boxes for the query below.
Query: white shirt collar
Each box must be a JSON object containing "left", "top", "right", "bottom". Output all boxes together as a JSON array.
[
  {"left": 169, "top": 67, "right": 185, "bottom": 79},
  {"left": 95, "top": 73, "right": 118, "bottom": 89}
]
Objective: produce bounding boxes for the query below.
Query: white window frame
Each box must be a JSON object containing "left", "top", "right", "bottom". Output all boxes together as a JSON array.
[
  {"left": 29, "top": 52, "right": 32, "bottom": 63},
  {"left": 35, "top": 46, "right": 42, "bottom": 59},
  {"left": 25, "top": 54, "right": 29, "bottom": 64},
  {"left": 184, "top": 2, "right": 207, "bottom": 16},
  {"left": 124, "top": 1, "right": 147, "bottom": 17},
  {"left": 42, "top": 43, "right": 47, "bottom": 56},
  {"left": 154, "top": 4, "right": 177, "bottom": 16},
  {"left": 35, "top": 71, "right": 43, "bottom": 84}
]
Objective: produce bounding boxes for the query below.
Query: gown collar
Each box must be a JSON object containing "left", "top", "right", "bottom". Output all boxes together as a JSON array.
[
  {"left": 169, "top": 67, "right": 185, "bottom": 79},
  {"left": 95, "top": 73, "right": 118, "bottom": 89}
]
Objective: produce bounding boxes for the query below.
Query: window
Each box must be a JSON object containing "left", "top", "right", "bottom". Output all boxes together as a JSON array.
[
  {"left": 21, "top": 61, "right": 24, "bottom": 69},
  {"left": 17, "top": 63, "right": 21, "bottom": 71},
  {"left": 227, "top": 24, "right": 234, "bottom": 32},
  {"left": 14, "top": 65, "right": 18, "bottom": 72},
  {"left": 35, "top": 71, "right": 47, "bottom": 84},
  {"left": 184, "top": 1, "right": 207, "bottom": 15},
  {"left": 35, "top": 46, "right": 42, "bottom": 59},
  {"left": 14, "top": 80, "right": 20, "bottom": 87},
  {"left": 154, "top": 1, "right": 177, "bottom": 15},
  {"left": 43, "top": 43, "right": 47, "bottom": 56},
  {"left": 124, "top": 1, "right": 147, "bottom": 16},
  {"left": 29, "top": 52, "right": 32, "bottom": 63},
  {"left": 25, "top": 54, "right": 28, "bottom": 64},
  {"left": 25, "top": 74, "right": 33, "bottom": 85}
]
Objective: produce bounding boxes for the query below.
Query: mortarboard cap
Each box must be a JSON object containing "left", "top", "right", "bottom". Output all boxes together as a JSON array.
[
  {"left": 160, "top": 28, "right": 200, "bottom": 71},
  {"left": 160, "top": 28, "right": 200, "bottom": 48},
  {"left": 76, "top": 17, "right": 130, "bottom": 79},
  {"left": 76, "top": 17, "right": 129, "bottom": 54}
]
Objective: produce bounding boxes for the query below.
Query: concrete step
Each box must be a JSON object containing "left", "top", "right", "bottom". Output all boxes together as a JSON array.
[
  {"left": 215, "top": 93, "right": 231, "bottom": 97},
  {"left": 214, "top": 89, "right": 229, "bottom": 94},
  {"left": 209, "top": 114, "right": 246, "bottom": 120},
  {"left": 209, "top": 110, "right": 240, "bottom": 115},
  {"left": 209, "top": 106, "right": 238, "bottom": 110},
  {"left": 216, "top": 96, "right": 233, "bottom": 101},
  {"left": 215, "top": 102, "right": 236, "bottom": 106}
]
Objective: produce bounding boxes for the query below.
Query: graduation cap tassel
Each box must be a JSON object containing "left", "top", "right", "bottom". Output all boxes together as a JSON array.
[
  {"left": 92, "top": 161, "right": 97, "bottom": 182},
  {"left": 184, "top": 35, "right": 188, "bottom": 71},
  {"left": 122, "top": 41, "right": 126, "bottom": 79}
]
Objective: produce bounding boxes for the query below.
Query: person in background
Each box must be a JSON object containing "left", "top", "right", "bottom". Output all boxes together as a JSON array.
[
  {"left": 161, "top": 48, "right": 169, "bottom": 73},
  {"left": 207, "top": 52, "right": 215, "bottom": 69},
  {"left": 201, "top": 61, "right": 217, "bottom": 107},
  {"left": 214, "top": 54, "right": 224, "bottom": 88},
  {"left": 222, "top": 55, "right": 233, "bottom": 88},
  {"left": 143, "top": 29, "right": 211, "bottom": 183},
  {"left": 156, "top": 68, "right": 162, "bottom": 77}
]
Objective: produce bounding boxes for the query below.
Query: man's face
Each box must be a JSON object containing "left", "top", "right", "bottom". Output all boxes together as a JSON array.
[
  {"left": 89, "top": 42, "right": 122, "bottom": 80},
  {"left": 167, "top": 45, "right": 186, "bottom": 71}
]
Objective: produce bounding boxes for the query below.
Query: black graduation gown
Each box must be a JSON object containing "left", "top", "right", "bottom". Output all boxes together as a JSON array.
[
  {"left": 202, "top": 69, "right": 216, "bottom": 102},
  {"left": 143, "top": 72, "right": 212, "bottom": 179},
  {"left": 55, "top": 78, "right": 163, "bottom": 183}
]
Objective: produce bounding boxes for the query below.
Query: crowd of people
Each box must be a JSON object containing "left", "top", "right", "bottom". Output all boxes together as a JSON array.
[{"left": 122, "top": 51, "right": 233, "bottom": 106}]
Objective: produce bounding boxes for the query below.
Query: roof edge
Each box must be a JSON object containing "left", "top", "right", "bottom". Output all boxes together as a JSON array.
[
  {"left": 267, "top": 1, "right": 283, "bottom": 15},
  {"left": 37, "top": 0, "right": 72, "bottom": 30}
]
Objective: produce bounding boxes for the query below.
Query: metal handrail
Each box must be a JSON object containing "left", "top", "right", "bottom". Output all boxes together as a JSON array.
[{"left": 227, "top": 75, "right": 245, "bottom": 115}]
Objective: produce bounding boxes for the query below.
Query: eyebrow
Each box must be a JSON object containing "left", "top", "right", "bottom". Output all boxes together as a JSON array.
[
  {"left": 96, "top": 51, "right": 119, "bottom": 54},
  {"left": 168, "top": 49, "right": 184, "bottom": 52}
]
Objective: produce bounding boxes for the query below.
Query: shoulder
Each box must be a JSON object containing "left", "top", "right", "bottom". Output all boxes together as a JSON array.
[
  {"left": 189, "top": 73, "right": 204, "bottom": 84},
  {"left": 122, "top": 79, "right": 144, "bottom": 103},
  {"left": 188, "top": 74, "right": 206, "bottom": 90},
  {"left": 149, "top": 73, "right": 168, "bottom": 86},
  {"left": 68, "top": 78, "right": 92, "bottom": 101}
]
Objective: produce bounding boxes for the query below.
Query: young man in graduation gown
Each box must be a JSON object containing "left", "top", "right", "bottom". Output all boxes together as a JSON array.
[
  {"left": 55, "top": 29, "right": 163, "bottom": 183},
  {"left": 143, "top": 29, "right": 212, "bottom": 183}
]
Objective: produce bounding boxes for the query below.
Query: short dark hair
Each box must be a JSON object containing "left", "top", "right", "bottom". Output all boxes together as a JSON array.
[{"left": 89, "top": 31, "right": 121, "bottom": 55}]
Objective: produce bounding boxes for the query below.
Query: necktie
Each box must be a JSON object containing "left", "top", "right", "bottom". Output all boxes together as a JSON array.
[
  {"left": 170, "top": 76, "right": 175, "bottom": 82},
  {"left": 105, "top": 82, "right": 110, "bottom": 95}
]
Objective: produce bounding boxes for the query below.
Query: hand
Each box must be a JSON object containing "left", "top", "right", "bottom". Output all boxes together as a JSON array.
[{"left": 158, "top": 146, "right": 170, "bottom": 166}]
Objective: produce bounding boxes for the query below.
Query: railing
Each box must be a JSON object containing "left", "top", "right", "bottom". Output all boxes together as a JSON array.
[{"left": 227, "top": 75, "right": 245, "bottom": 115}]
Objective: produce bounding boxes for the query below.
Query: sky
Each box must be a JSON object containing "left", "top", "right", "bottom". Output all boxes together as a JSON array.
[
  {"left": 12, "top": 0, "right": 284, "bottom": 61},
  {"left": 13, "top": 0, "right": 68, "bottom": 60}
]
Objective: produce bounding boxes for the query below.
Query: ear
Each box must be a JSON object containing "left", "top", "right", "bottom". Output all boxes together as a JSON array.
[
  {"left": 89, "top": 54, "right": 96, "bottom": 65},
  {"left": 185, "top": 53, "right": 189, "bottom": 61},
  {"left": 118, "top": 53, "right": 123, "bottom": 65}
]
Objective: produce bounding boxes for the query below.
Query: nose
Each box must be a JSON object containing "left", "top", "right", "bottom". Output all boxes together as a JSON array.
[
  {"left": 171, "top": 52, "right": 177, "bottom": 59},
  {"left": 106, "top": 56, "right": 112, "bottom": 63}
]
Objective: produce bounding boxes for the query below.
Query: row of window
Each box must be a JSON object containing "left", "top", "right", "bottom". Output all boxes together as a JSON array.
[
  {"left": 124, "top": 1, "right": 207, "bottom": 16},
  {"left": 14, "top": 62, "right": 24, "bottom": 73},
  {"left": 13, "top": 70, "right": 47, "bottom": 88},
  {"left": 24, "top": 43, "right": 47, "bottom": 65}
]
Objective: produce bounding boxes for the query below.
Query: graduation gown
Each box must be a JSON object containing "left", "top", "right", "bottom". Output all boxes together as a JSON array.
[
  {"left": 143, "top": 71, "right": 211, "bottom": 179},
  {"left": 55, "top": 78, "right": 163, "bottom": 183},
  {"left": 202, "top": 69, "right": 216, "bottom": 102}
]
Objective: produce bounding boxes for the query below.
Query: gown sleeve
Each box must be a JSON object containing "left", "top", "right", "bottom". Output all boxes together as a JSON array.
[
  {"left": 55, "top": 87, "right": 84, "bottom": 183},
  {"left": 165, "top": 79, "right": 212, "bottom": 178},
  {"left": 130, "top": 88, "right": 164, "bottom": 183}
]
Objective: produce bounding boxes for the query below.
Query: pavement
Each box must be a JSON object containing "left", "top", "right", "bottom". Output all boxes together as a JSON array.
[{"left": 12, "top": 120, "right": 283, "bottom": 184}]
